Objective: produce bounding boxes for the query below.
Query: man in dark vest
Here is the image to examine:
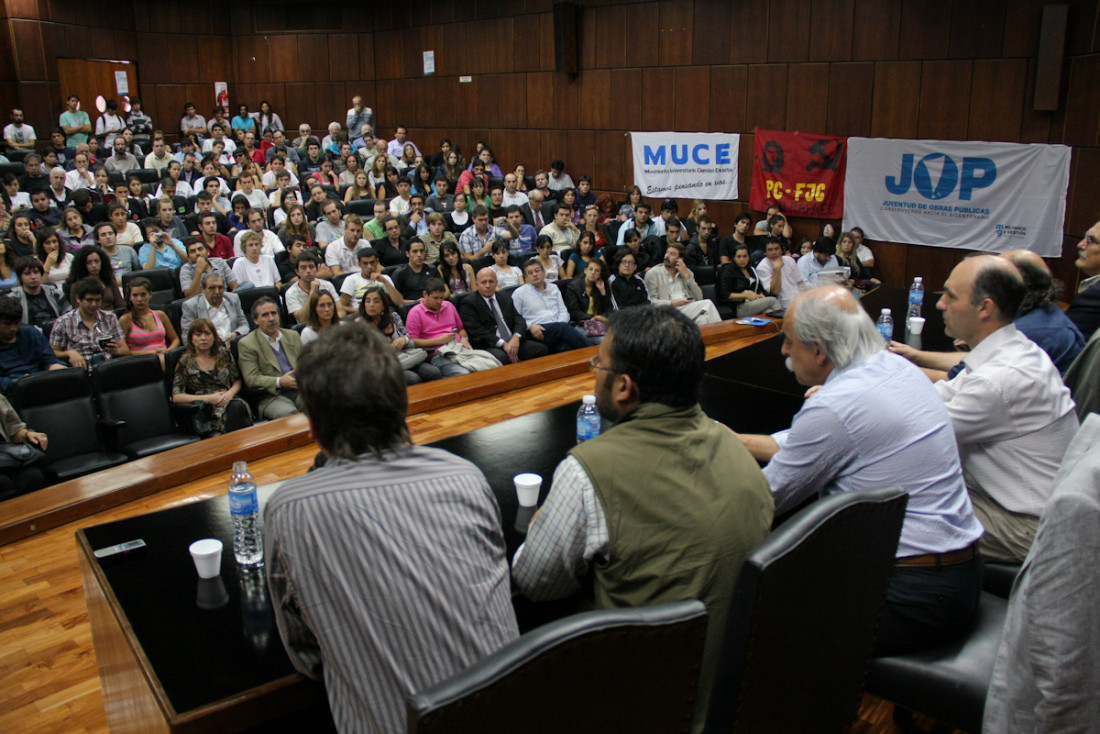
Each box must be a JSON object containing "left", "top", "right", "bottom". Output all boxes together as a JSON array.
[{"left": 511, "top": 305, "right": 773, "bottom": 732}]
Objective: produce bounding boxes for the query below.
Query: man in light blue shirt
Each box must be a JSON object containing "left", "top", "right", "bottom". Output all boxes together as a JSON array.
[
  {"left": 797, "top": 237, "right": 841, "bottom": 287},
  {"left": 512, "top": 260, "right": 593, "bottom": 353},
  {"left": 735, "top": 286, "right": 984, "bottom": 656}
]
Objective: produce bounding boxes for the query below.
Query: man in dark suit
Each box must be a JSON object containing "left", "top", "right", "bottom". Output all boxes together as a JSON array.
[
  {"left": 1067, "top": 219, "right": 1100, "bottom": 340},
  {"left": 237, "top": 296, "right": 303, "bottom": 420},
  {"left": 519, "top": 189, "right": 554, "bottom": 231},
  {"left": 459, "top": 267, "right": 549, "bottom": 364}
]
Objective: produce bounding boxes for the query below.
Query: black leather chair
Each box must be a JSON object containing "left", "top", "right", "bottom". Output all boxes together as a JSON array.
[
  {"left": 865, "top": 592, "right": 1008, "bottom": 733},
  {"left": 122, "top": 267, "right": 179, "bottom": 307},
  {"left": 982, "top": 562, "right": 1022, "bottom": 599},
  {"left": 237, "top": 285, "right": 282, "bottom": 330},
  {"left": 345, "top": 198, "right": 378, "bottom": 218},
  {"left": 91, "top": 355, "right": 201, "bottom": 458},
  {"left": 690, "top": 264, "right": 716, "bottom": 285},
  {"left": 706, "top": 486, "right": 909, "bottom": 733},
  {"left": 133, "top": 168, "right": 161, "bottom": 184},
  {"left": 10, "top": 368, "right": 128, "bottom": 482},
  {"left": 699, "top": 283, "right": 734, "bottom": 320},
  {"left": 164, "top": 297, "right": 187, "bottom": 340},
  {"left": 407, "top": 600, "right": 707, "bottom": 733}
]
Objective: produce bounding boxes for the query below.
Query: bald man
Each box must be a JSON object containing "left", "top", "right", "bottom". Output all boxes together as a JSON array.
[
  {"left": 737, "top": 286, "right": 983, "bottom": 655},
  {"left": 891, "top": 250, "right": 1084, "bottom": 375},
  {"left": 924, "top": 256, "right": 1078, "bottom": 562}
]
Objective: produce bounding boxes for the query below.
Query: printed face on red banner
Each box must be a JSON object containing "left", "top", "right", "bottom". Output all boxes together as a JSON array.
[{"left": 750, "top": 130, "right": 847, "bottom": 220}]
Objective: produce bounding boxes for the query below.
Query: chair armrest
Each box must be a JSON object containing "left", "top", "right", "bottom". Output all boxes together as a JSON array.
[{"left": 97, "top": 418, "right": 126, "bottom": 452}]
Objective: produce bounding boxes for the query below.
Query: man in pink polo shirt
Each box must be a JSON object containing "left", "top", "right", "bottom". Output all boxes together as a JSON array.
[{"left": 405, "top": 277, "right": 471, "bottom": 378}]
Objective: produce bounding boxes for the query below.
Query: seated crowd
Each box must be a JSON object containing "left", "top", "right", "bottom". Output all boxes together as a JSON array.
[{"left": 5, "top": 97, "right": 1099, "bottom": 729}]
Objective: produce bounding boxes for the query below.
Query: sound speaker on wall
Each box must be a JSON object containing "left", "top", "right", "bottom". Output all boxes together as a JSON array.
[{"left": 554, "top": 2, "right": 578, "bottom": 75}]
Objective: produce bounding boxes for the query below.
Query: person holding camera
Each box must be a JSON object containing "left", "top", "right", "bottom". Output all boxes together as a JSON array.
[{"left": 138, "top": 217, "right": 187, "bottom": 269}]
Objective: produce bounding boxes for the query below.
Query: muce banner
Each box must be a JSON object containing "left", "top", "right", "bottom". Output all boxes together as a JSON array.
[
  {"left": 750, "top": 129, "right": 846, "bottom": 219},
  {"left": 631, "top": 132, "right": 739, "bottom": 201},
  {"left": 843, "top": 137, "right": 1071, "bottom": 257}
]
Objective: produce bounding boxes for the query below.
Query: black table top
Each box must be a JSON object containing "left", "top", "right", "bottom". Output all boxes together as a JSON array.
[{"left": 79, "top": 336, "right": 807, "bottom": 715}]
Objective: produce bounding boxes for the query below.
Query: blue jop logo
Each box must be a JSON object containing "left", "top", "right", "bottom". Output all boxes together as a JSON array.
[{"left": 885, "top": 153, "right": 997, "bottom": 201}]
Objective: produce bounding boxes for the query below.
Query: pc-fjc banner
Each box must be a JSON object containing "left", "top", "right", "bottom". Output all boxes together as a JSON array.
[
  {"left": 750, "top": 129, "right": 846, "bottom": 219},
  {"left": 630, "top": 132, "right": 739, "bottom": 200},
  {"left": 842, "top": 138, "right": 1071, "bottom": 257}
]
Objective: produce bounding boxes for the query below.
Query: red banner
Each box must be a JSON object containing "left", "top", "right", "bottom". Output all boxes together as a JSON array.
[{"left": 750, "top": 129, "right": 846, "bottom": 219}]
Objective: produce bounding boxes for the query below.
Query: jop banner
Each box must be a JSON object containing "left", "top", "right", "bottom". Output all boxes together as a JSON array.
[
  {"left": 750, "top": 129, "right": 846, "bottom": 219},
  {"left": 842, "top": 137, "right": 1071, "bottom": 256},
  {"left": 630, "top": 132, "right": 739, "bottom": 200}
]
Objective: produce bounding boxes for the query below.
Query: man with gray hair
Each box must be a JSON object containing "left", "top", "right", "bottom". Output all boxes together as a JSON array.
[{"left": 736, "top": 286, "right": 984, "bottom": 655}]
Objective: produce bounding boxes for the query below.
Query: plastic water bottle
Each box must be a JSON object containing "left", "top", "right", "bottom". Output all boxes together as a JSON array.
[
  {"left": 877, "top": 308, "right": 894, "bottom": 341},
  {"left": 229, "top": 461, "right": 263, "bottom": 566},
  {"left": 907, "top": 277, "right": 924, "bottom": 323},
  {"left": 576, "top": 395, "right": 601, "bottom": 443}
]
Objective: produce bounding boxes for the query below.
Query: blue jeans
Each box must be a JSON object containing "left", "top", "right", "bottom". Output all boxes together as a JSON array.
[
  {"left": 430, "top": 352, "right": 471, "bottom": 378},
  {"left": 536, "top": 322, "right": 594, "bottom": 353}
]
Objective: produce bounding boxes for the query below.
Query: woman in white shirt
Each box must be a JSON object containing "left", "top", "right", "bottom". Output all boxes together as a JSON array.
[{"left": 490, "top": 241, "right": 524, "bottom": 289}]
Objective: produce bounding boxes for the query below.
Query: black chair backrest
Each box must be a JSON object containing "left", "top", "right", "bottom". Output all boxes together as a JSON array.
[
  {"left": 346, "top": 198, "right": 378, "bottom": 217},
  {"left": 408, "top": 600, "right": 708, "bottom": 733},
  {"left": 91, "top": 355, "right": 176, "bottom": 448},
  {"left": 706, "top": 486, "right": 909, "bottom": 734},
  {"left": 164, "top": 297, "right": 187, "bottom": 340},
  {"left": 122, "top": 267, "right": 179, "bottom": 306},
  {"left": 237, "top": 286, "right": 282, "bottom": 330},
  {"left": 162, "top": 346, "right": 187, "bottom": 395},
  {"left": 10, "top": 368, "right": 102, "bottom": 461},
  {"left": 691, "top": 265, "right": 717, "bottom": 286},
  {"left": 134, "top": 168, "right": 160, "bottom": 184}
]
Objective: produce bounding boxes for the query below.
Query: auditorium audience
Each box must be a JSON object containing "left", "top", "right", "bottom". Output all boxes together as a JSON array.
[
  {"left": 434, "top": 241, "right": 474, "bottom": 298},
  {"left": 513, "top": 259, "right": 593, "bottom": 353},
  {"left": 66, "top": 246, "right": 123, "bottom": 310},
  {"left": 50, "top": 277, "right": 128, "bottom": 368},
  {"left": 717, "top": 243, "right": 781, "bottom": 317},
  {"left": 181, "top": 272, "right": 249, "bottom": 342},
  {"left": 565, "top": 258, "right": 612, "bottom": 342},
  {"left": 608, "top": 250, "right": 649, "bottom": 310}
]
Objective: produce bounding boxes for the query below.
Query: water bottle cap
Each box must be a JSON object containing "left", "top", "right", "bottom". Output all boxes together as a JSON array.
[
  {"left": 232, "top": 460, "right": 249, "bottom": 473},
  {"left": 582, "top": 394, "right": 596, "bottom": 404},
  {"left": 914, "top": 277, "right": 922, "bottom": 283},
  {"left": 882, "top": 308, "right": 891, "bottom": 315}
]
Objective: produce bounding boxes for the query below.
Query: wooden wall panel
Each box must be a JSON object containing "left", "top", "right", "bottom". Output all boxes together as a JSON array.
[
  {"left": 608, "top": 68, "right": 641, "bottom": 131},
  {"left": 852, "top": 0, "right": 901, "bottom": 61},
  {"left": 728, "top": 0, "right": 769, "bottom": 64},
  {"left": 810, "top": 0, "right": 855, "bottom": 62},
  {"left": 825, "top": 62, "right": 874, "bottom": 136},
  {"left": 899, "top": 0, "right": 951, "bottom": 60},
  {"left": 949, "top": 0, "right": 1006, "bottom": 58},
  {"left": 10, "top": 19, "right": 45, "bottom": 80},
  {"left": 745, "top": 64, "right": 788, "bottom": 132},
  {"left": 1062, "top": 54, "right": 1100, "bottom": 147},
  {"left": 918, "top": 60, "right": 972, "bottom": 140},
  {"left": 691, "top": 0, "right": 732, "bottom": 66},
  {"left": 640, "top": 67, "right": 675, "bottom": 131},
  {"left": 594, "top": 130, "right": 625, "bottom": 194},
  {"left": 658, "top": 0, "right": 692, "bottom": 67},
  {"left": 673, "top": 66, "right": 709, "bottom": 132},
  {"left": 768, "top": 0, "right": 811, "bottom": 63},
  {"left": 513, "top": 129, "right": 541, "bottom": 171},
  {"left": 298, "top": 35, "right": 332, "bottom": 87},
  {"left": 871, "top": 61, "right": 921, "bottom": 138},
  {"left": 709, "top": 65, "right": 748, "bottom": 134},
  {"left": 625, "top": 2, "right": 659, "bottom": 68},
  {"left": 578, "top": 69, "right": 611, "bottom": 130},
  {"left": 968, "top": 58, "right": 1027, "bottom": 142},
  {"left": 284, "top": 83, "right": 319, "bottom": 130},
  {"left": 564, "top": 129, "right": 596, "bottom": 182},
  {"left": 785, "top": 63, "right": 829, "bottom": 133}
]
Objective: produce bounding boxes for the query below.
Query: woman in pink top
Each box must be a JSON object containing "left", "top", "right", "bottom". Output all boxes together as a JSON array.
[{"left": 120, "top": 277, "right": 180, "bottom": 368}]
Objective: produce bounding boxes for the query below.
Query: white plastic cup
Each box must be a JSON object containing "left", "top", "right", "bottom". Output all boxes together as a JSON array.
[
  {"left": 189, "top": 538, "right": 223, "bottom": 579},
  {"left": 908, "top": 316, "right": 926, "bottom": 335},
  {"left": 514, "top": 473, "right": 542, "bottom": 508}
]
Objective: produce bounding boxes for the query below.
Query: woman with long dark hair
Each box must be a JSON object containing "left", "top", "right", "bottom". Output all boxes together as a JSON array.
[
  {"left": 120, "top": 276, "right": 180, "bottom": 367},
  {"left": 34, "top": 228, "right": 73, "bottom": 285},
  {"left": 566, "top": 258, "right": 612, "bottom": 343},
  {"left": 717, "top": 243, "right": 780, "bottom": 318},
  {"left": 66, "top": 246, "right": 123, "bottom": 309},
  {"left": 359, "top": 286, "right": 441, "bottom": 384},
  {"left": 434, "top": 241, "right": 475, "bottom": 297}
]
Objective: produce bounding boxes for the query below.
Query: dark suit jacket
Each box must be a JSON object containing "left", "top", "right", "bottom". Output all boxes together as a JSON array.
[
  {"left": 459, "top": 290, "right": 529, "bottom": 349},
  {"left": 519, "top": 201, "right": 555, "bottom": 230},
  {"left": 1067, "top": 281, "right": 1100, "bottom": 341}
]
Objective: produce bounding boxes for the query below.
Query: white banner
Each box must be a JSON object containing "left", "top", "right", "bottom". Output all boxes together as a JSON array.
[
  {"left": 842, "top": 137, "right": 1070, "bottom": 257},
  {"left": 631, "top": 132, "right": 739, "bottom": 201}
]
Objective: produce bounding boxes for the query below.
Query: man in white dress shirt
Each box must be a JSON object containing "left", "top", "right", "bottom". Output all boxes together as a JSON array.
[
  {"left": 512, "top": 260, "right": 594, "bottom": 353},
  {"left": 928, "top": 255, "right": 1079, "bottom": 562}
]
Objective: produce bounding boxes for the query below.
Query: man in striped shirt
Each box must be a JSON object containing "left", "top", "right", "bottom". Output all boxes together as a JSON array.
[{"left": 264, "top": 324, "right": 518, "bottom": 732}]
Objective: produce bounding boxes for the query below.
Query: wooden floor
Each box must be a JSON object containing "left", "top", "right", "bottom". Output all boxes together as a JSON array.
[{"left": 0, "top": 333, "right": 961, "bottom": 734}]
